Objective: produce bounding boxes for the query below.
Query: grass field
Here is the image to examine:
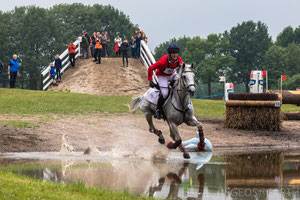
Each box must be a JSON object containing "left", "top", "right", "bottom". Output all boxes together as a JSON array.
[
  {"left": 0, "top": 88, "right": 299, "bottom": 119},
  {"left": 0, "top": 171, "right": 153, "bottom": 200}
]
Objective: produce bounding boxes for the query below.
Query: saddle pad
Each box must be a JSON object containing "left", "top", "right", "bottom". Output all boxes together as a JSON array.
[
  {"left": 144, "top": 88, "right": 160, "bottom": 105},
  {"left": 144, "top": 88, "right": 172, "bottom": 106}
]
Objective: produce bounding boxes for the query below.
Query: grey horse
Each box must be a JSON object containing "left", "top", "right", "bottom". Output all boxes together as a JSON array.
[{"left": 130, "top": 63, "right": 205, "bottom": 159}]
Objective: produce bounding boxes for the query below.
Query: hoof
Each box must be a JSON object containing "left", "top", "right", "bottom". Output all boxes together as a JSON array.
[
  {"left": 167, "top": 142, "right": 174, "bottom": 149},
  {"left": 158, "top": 137, "right": 165, "bottom": 144},
  {"left": 197, "top": 142, "right": 205, "bottom": 151},
  {"left": 183, "top": 152, "right": 190, "bottom": 159}
]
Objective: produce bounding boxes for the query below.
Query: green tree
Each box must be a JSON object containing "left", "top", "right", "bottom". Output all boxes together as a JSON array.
[
  {"left": 154, "top": 36, "right": 191, "bottom": 60},
  {"left": 282, "top": 74, "right": 300, "bottom": 90},
  {"left": 263, "top": 45, "right": 288, "bottom": 89},
  {"left": 0, "top": 4, "right": 138, "bottom": 89},
  {"left": 276, "top": 26, "right": 295, "bottom": 47},
  {"left": 224, "top": 21, "right": 272, "bottom": 92}
]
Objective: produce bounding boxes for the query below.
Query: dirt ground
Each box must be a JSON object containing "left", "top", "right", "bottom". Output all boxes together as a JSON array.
[
  {"left": 49, "top": 58, "right": 148, "bottom": 96},
  {"left": 1, "top": 114, "right": 300, "bottom": 157}
]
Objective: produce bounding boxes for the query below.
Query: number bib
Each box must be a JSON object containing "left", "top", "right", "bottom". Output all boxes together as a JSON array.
[{"left": 163, "top": 67, "right": 177, "bottom": 75}]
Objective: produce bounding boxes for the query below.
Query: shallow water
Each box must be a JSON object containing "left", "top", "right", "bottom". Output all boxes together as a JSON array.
[{"left": 1, "top": 151, "right": 300, "bottom": 199}]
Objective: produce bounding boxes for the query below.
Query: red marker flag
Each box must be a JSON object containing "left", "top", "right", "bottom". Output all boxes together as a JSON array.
[
  {"left": 262, "top": 71, "right": 267, "bottom": 76},
  {"left": 281, "top": 75, "right": 288, "bottom": 80}
]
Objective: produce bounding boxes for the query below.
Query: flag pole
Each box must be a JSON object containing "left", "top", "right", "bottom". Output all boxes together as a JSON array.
[
  {"left": 280, "top": 75, "right": 282, "bottom": 102},
  {"left": 266, "top": 72, "right": 268, "bottom": 92}
]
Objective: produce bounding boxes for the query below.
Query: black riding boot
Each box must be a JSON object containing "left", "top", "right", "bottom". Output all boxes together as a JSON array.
[{"left": 154, "top": 94, "right": 165, "bottom": 120}]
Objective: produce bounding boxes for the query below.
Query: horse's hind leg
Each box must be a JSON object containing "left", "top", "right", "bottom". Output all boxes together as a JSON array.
[
  {"left": 167, "top": 122, "right": 190, "bottom": 159},
  {"left": 186, "top": 116, "right": 205, "bottom": 150},
  {"left": 145, "top": 111, "right": 165, "bottom": 144}
]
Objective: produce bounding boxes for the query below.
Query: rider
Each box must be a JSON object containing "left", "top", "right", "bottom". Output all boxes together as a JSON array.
[{"left": 148, "top": 44, "right": 183, "bottom": 119}]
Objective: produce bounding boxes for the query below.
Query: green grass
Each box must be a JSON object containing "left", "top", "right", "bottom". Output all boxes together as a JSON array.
[
  {"left": 192, "top": 99, "right": 225, "bottom": 119},
  {"left": 282, "top": 104, "right": 300, "bottom": 112},
  {"left": 0, "top": 120, "right": 39, "bottom": 129},
  {"left": 0, "top": 88, "right": 131, "bottom": 115},
  {"left": 1, "top": 88, "right": 299, "bottom": 118},
  {"left": 0, "top": 171, "right": 153, "bottom": 200}
]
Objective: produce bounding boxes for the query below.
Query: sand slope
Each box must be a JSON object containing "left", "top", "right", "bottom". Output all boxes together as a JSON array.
[{"left": 49, "top": 58, "right": 148, "bottom": 96}]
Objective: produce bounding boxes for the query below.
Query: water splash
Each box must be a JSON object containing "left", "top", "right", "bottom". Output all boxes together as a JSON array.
[
  {"left": 60, "top": 134, "right": 75, "bottom": 154},
  {"left": 84, "top": 138, "right": 100, "bottom": 155}
]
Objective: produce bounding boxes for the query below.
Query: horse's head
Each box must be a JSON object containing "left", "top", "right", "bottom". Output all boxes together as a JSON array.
[{"left": 179, "top": 63, "right": 196, "bottom": 96}]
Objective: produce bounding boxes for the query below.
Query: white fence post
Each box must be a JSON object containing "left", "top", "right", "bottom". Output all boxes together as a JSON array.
[{"left": 140, "top": 40, "right": 157, "bottom": 83}]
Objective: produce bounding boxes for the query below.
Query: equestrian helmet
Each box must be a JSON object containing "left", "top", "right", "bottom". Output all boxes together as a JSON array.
[{"left": 167, "top": 44, "right": 180, "bottom": 53}]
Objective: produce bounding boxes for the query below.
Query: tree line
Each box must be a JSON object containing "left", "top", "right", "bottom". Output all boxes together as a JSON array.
[
  {"left": 154, "top": 21, "right": 300, "bottom": 94},
  {"left": 0, "top": 4, "right": 137, "bottom": 89}
]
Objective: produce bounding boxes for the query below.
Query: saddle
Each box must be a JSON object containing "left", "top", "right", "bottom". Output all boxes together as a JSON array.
[{"left": 144, "top": 82, "right": 174, "bottom": 106}]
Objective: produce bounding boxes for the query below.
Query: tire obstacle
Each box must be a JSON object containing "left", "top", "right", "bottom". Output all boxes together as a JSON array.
[{"left": 225, "top": 93, "right": 281, "bottom": 131}]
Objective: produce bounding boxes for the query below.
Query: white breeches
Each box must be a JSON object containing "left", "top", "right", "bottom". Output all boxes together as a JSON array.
[{"left": 157, "top": 73, "right": 178, "bottom": 99}]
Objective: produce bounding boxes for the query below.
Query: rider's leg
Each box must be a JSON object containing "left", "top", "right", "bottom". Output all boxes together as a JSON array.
[{"left": 154, "top": 76, "right": 170, "bottom": 119}]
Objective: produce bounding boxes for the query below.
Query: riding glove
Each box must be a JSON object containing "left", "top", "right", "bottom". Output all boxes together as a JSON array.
[{"left": 149, "top": 81, "right": 156, "bottom": 88}]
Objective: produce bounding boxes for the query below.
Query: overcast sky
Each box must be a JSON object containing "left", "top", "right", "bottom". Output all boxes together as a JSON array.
[{"left": 2, "top": 0, "right": 300, "bottom": 51}]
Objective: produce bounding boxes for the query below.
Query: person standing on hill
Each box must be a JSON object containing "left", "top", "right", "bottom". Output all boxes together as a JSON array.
[
  {"left": 83, "top": 30, "right": 90, "bottom": 58},
  {"left": 95, "top": 32, "right": 103, "bottom": 64},
  {"left": 0, "top": 60, "right": 3, "bottom": 85},
  {"left": 114, "top": 33, "right": 122, "bottom": 57},
  {"left": 90, "top": 32, "right": 97, "bottom": 58},
  {"left": 8, "top": 54, "right": 20, "bottom": 88},
  {"left": 68, "top": 41, "right": 76, "bottom": 68},
  {"left": 120, "top": 38, "right": 129, "bottom": 67},
  {"left": 100, "top": 30, "right": 108, "bottom": 57},
  {"left": 105, "top": 31, "right": 110, "bottom": 57},
  {"left": 54, "top": 54, "right": 62, "bottom": 81},
  {"left": 80, "top": 33, "right": 89, "bottom": 59},
  {"left": 148, "top": 44, "right": 183, "bottom": 119},
  {"left": 129, "top": 36, "right": 135, "bottom": 58},
  {"left": 135, "top": 32, "right": 143, "bottom": 58},
  {"left": 49, "top": 62, "right": 56, "bottom": 86}
]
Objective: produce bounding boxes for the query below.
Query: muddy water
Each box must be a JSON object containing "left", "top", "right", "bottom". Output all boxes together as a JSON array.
[{"left": 1, "top": 151, "right": 300, "bottom": 199}]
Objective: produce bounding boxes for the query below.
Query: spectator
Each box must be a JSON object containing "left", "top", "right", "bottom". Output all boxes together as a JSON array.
[
  {"left": 83, "top": 30, "right": 90, "bottom": 57},
  {"left": 135, "top": 32, "right": 143, "bottom": 58},
  {"left": 54, "top": 54, "right": 62, "bottom": 81},
  {"left": 100, "top": 30, "right": 108, "bottom": 57},
  {"left": 0, "top": 60, "right": 3, "bottom": 85},
  {"left": 80, "top": 33, "right": 89, "bottom": 59},
  {"left": 114, "top": 33, "right": 122, "bottom": 57},
  {"left": 49, "top": 62, "right": 56, "bottom": 86},
  {"left": 135, "top": 28, "right": 140, "bottom": 35},
  {"left": 129, "top": 36, "right": 135, "bottom": 58},
  {"left": 95, "top": 32, "right": 103, "bottom": 64},
  {"left": 104, "top": 31, "right": 110, "bottom": 57},
  {"left": 90, "top": 32, "right": 97, "bottom": 58},
  {"left": 68, "top": 40, "right": 76, "bottom": 68},
  {"left": 120, "top": 38, "right": 129, "bottom": 67},
  {"left": 141, "top": 30, "right": 148, "bottom": 43},
  {"left": 8, "top": 54, "right": 19, "bottom": 88}
]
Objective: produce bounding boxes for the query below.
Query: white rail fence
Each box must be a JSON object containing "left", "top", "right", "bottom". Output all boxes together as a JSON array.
[
  {"left": 40, "top": 39, "right": 81, "bottom": 91},
  {"left": 140, "top": 40, "right": 157, "bottom": 83}
]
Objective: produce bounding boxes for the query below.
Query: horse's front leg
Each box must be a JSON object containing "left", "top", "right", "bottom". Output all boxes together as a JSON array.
[
  {"left": 145, "top": 111, "right": 165, "bottom": 144},
  {"left": 186, "top": 116, "right": 205, "bottom": 150},
  {"left": 167, "top": 122, "right": 190, "bottom": 159}
]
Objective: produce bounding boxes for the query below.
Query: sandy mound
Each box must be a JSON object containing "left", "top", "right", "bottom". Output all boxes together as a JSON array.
[{"left": 49, "top": 58, "right": 148, "bottom": 96}]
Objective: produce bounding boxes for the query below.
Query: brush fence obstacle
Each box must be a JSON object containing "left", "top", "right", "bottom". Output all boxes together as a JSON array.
[
  {"left": 140, "top": 40, "right": 157, "bottom": 83},
  {"left": 40, "top": 39, "right": 81, "bottom": 91},
  {"left": 225, "top": 93, "right": 282, "bottom": 131}
]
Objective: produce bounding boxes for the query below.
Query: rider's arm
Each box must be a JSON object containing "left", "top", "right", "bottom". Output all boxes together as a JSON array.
[{"left": 148, "top": 61, "right": 161, "bottom": 81}]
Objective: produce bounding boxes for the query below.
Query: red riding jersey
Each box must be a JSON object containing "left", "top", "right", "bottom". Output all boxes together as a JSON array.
[{"left": 148, "top": 54, "right": 183, "bottom": 81}]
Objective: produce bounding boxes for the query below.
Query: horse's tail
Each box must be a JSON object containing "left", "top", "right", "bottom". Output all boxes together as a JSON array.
[{"left": 129, "top": 96, "right": 143, "bottom": 113}]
